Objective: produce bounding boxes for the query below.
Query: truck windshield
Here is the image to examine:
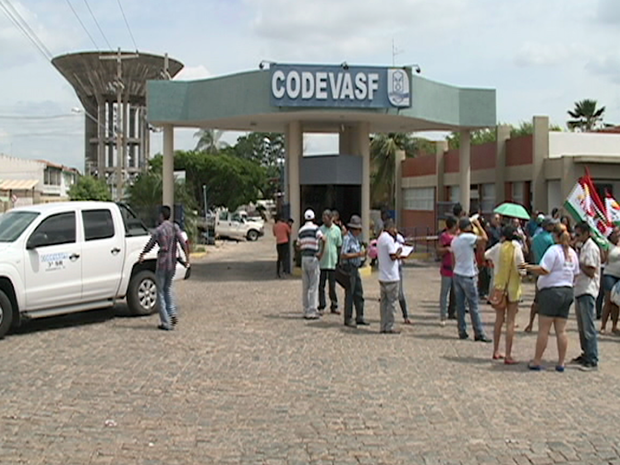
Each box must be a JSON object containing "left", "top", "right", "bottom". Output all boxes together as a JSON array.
[{"left": 0, "top": 211, "right": 40, "bottom": 242}]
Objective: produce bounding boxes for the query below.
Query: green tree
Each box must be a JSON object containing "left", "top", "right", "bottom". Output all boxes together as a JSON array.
[
  {"left": 126, "top": 171, "right": 198, "bottom": 240},
  {"left": 370, "top": 133, "right": 416, "bottom": 208},
  {"left": 446, "top": 128, "right": 497, "bottom": 149},
  {"left": 510, "top": 121, "right": 562, "bottom": 137},
  {"left": 567, "top": 99, "right": 606, "bottom": 132},
  {"left": 233, "top": 132, "right": 285, "bottom": 166},
  {"left": 68, "top": 176, "right": 111, "bottom": 201},
  {"left": 193, "top": 129, "right": 228, "bottom": 152}
]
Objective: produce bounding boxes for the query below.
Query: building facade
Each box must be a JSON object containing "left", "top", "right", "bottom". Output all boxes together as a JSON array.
[
  {"left": 0, "top": 154, "right": 79, "bottom": 212},
  {"left": 400, "top": 116, "right": 620, "bottom": 233}
]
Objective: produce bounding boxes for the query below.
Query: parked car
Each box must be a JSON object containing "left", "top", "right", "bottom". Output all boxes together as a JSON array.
[
  {"left": 0, "top": 201, "right": 189, "bottom": 339},
  {"left": 215, "top": 209, "right": 264, "bottom": 241}
]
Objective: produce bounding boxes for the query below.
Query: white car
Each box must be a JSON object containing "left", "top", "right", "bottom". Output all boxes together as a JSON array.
[
  {"left": 0, "top": 201, "right": 189, "bottom": 338},
  {"left": 215, "top": 209, "right": 264, "bottom": 241}
]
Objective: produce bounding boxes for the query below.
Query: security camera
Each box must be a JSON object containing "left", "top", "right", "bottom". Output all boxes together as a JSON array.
[
  {"left": 414, "top": 65, "right": 421, "bottom": 74},
  {"left": 259, "top": 62, "right": 265, "bottom": 70},
  {"left": 341, "top": 61, "right": 349, "bottom": 70}
]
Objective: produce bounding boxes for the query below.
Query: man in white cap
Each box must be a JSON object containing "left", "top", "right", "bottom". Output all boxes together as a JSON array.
[{"left": 297, "top": 209, "right": 325, "bottom": 319}]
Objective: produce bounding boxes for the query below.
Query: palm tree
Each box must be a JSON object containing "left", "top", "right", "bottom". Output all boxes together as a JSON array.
[
  {"left": 567, "top": 99, "right": 606, "bottom": 132},
  {"left": 194, "top": 129, "right": 228, "bottom": 152},
  {"left": 370, "top": 133, "right": 414, "bottom": 208}
]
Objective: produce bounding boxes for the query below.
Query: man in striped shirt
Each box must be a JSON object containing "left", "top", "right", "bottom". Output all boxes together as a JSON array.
[{"left": 297, "top": 209, "right": 325, "bottom": 319}]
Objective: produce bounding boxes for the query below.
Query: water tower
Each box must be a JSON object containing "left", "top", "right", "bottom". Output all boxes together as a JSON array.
[{"left": 52, "top": 50, "right": 183, "bottom": 197}]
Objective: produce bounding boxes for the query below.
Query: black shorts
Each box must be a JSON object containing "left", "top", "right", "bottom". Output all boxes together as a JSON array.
[{"left": 537, "top": 287, "right": 573, "bottom": 319}]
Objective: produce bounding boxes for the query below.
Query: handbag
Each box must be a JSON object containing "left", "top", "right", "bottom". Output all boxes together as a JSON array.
[
  {"left": 335, "top": 262, "right": 352, "bottom": 290},
  {"left": 489, "top": 250, "right": 513, "bottom": 311}
]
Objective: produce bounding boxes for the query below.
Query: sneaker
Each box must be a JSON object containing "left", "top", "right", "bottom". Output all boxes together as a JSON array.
[
  {"left": 439, "top": 320, "right": 446, "bottom": 327},
  {"left": 475, "top": 335, "right": 492, "bottom": 343},
  {"left": 356, "top": 320, "right": 370, "bottom": 326},
  {"left": 579, "top": 362, "right": 598, "bottom": 372},
  {"left": 555, "top": 365, "right": 565, "bottom": 373},
  {"left": 303, "top": 314, "right": 320, "bottom": 320},
  {"left": 459, "top": 333, "right": 469, "bottom": 340},
  {"left": 570, "top": 354, "right": 585, "bottom": 365},
  {"left": 344, "top": 320, "right": 357, "bottom": 328},
  {"left": 380, "top": 329, "right": 401, "bottom": 334},
  {"left": 157, "top": 324, "right": 173, "bottom": 331}
]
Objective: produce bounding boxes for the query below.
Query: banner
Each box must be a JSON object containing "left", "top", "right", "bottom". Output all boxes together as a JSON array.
[
  {"left": 605, "top": 192, "right": 620, "bottom": 226},
  {"left": 564, "top": 174, "right": 612, "bottom": 249}
]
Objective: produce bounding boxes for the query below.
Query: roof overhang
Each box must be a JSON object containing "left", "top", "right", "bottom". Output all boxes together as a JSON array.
[{"left": 146, "top": 66, "right": 496, "bottom": 133}]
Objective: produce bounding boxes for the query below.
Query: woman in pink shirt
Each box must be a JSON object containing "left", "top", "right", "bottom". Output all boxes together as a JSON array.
[{"left": 437, "top": 216, "right": 458, "bottom": 326}]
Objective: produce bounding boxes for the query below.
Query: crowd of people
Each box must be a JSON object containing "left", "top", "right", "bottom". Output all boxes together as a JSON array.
[{"left": 275, "top": 203, "right": 619, "bottom": 372}]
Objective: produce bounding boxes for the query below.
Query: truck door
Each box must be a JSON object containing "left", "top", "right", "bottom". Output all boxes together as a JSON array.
[
  {"left": 24, "top": 211, "right": 82, "bottom": 310},
  {"left": 80, "top": 208, "right": 125, "bottom": 302}
]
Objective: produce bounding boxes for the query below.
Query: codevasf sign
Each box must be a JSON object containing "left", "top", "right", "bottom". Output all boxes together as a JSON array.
[{"left": 270, "top": 64, "right": 411, "bottom": 109}]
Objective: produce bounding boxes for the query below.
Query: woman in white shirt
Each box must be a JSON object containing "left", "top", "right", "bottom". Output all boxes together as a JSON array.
[
  {"left": 600, "top": 229, "right": 620, "bottom": 334},
  {"left": 522, "top": 224, "right": 579, "bottom": 372}
]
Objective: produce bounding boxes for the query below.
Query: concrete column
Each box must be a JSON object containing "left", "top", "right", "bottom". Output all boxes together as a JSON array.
[
  {"left": 287, "top": 121, "right": 302, "bottom": 237},
  {"left": 356, "top": 122, "right": 371, "bottom": 241},
  {"left": 394, "top": 149, "right": 406, "bottom": 228},
  {"left": 459, "top": 130, "right": 471, "bottom": 214},
  {"left": 435, "top": 140, "right": 448, "bottom": 202},
  {"left": 162, "top": 125, "right": 174, "bottom": 215},
  {"left": 532, "top": 116, "right": 549, "bottom": 213},
  {"left": 97, "top": 102, "right": 105, "bottom": 178},
  {"left": 495, "top": 124, "right": 511, "bottom": 205},
  {"left": 339, "top": 125, "right": 355, "bottom": 155},
  {"left": 560, "top": 156, "right": 577, "bottom": 204}
]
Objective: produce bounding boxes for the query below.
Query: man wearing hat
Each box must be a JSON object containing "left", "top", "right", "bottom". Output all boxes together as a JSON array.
[
  {"left": 298, "top": 209, "right": 325, "bottom": 320},
  {"left": 451, "top": 216, "right": 492, "bottom": 342},
  {"left": 524, "top": 215, "right": 558, "bottom": 332},
  {"left": 340, "top": 215, "right": 368, "bottom": 327}
]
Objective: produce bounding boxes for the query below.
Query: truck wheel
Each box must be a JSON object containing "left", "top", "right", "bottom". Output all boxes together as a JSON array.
[
  {"left": 127, "top": 270, "right": 159, "bottom": 316},
  {"left": 247, "top": 230, "right": 259, "bottom": 241},
  {"left": 0, "top": 290, "right": 14, "bottom": 339}
]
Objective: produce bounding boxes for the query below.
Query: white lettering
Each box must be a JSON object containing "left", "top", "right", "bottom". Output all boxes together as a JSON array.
[
  {"left": 301, "top": 72, "right": 314, "bottom": 99},
  {"left": 368, "top": 73, "right": 379, "bottom": 100},
  {"left": 354, "top": 73, "right": 367, "bottom": 100},
  {"left": 328, "top": 72, "right": 343, "bottom": 100},
  {"left": 315, "top": 72, "right": 328, "bottom": 99},
  {"left": 286, "top": 71, "right": 301, "bottom": 98},
  {"left": 340, "top": 73, "right": 354, "bottom": 100},
  {"left": 272, "top": 70, "right": 286, "bottom": 99}
]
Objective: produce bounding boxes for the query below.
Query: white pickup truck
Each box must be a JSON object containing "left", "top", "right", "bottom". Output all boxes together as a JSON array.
[
  {"left": 0, "top": 201, "right": 189, "bottom": 339},
  {"left": 214, "top": 209, "right": 264, "bottom": 241}
]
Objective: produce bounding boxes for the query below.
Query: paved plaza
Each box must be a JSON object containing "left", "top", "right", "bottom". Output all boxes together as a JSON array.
[{"left": 1, "top": 236, "right": 620, "bottom": 465}]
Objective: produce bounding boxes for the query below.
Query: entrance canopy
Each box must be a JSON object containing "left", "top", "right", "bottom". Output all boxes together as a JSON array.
[
  {"left": 146, "top": 63, "right": 496, "bottom": 241},
  {"left": 146, "top": 64, "right": 495, "bottom": 132}
]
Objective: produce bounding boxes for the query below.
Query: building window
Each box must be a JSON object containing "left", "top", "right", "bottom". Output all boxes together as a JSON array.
[
  {"left": 44, "top": 168, "right": 61, "bottom": 186},
  {"left": 512, "top": 182, "right": 525, "bottom": 205},
  {"left": 449, "top": 186, "right": 460, "bottom": 203},
  {"left": 404, "top": 187, "right": 435, "bottom": 211},
  {"left": 481, "top": 183, "right": 495, "bottom": 214}
]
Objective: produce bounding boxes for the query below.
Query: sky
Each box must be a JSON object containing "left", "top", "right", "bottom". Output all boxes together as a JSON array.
[{"left": 1, "top": 0, "right": 620, "bottom": 170}]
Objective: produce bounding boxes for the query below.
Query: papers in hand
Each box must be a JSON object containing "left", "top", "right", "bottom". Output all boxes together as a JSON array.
[{"left": 399, "top": 245, "right": 414, "bottom": 258}]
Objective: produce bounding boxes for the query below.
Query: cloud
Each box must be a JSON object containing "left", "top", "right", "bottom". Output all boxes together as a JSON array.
[
  {"left": 514, "top": 42, "right": 587, "bottom": 67},
  {"left": 248, "top": 0, "right": 469, "bottom": 60},
  {"left": 596, "top": 0, "right": 620, "bottom": 24},
  {"left": 174, "top": 65, "right": 212, "bottom": 81},
  {"left": 587, "top": 53, "right": 620, "bottom": 84}
]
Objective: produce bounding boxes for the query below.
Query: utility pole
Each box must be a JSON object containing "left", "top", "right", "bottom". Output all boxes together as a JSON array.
[{"left": 100, "top": 48, "right": 139, "bottom": 200}]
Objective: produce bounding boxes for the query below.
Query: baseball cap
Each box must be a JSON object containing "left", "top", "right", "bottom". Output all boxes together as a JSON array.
[{"left": 304, "top": 209, "right": 315, "bottom": 220}]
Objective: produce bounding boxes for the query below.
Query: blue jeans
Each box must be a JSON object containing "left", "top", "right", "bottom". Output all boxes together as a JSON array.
[
  {"left": 156, "top": 269, "right": 176, "bottom": 329},
  {"left": 439, "top": 275, "right": 453, "bottom": 320},
  {"left": 453, "top": 274, "right": 486, "bottom": 338},
  {"left": 575, "top": 294, "right": 598, "bottom": 364}
]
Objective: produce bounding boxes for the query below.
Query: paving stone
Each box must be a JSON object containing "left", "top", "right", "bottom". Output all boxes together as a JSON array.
[{"left": 1, "top": 236, "right": 620, "bottom": 463}]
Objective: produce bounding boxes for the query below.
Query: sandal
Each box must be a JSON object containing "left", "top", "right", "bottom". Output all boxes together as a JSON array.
[
  {"left": 492, "top": 354, "right": 505, "bottom": 360},
  {"left": 527, "top": 362, "right": 543, "bottom": 371},
  {"left": 555, "top": 365, "right": 565, "bottom": 373},
  {"left": 504, "top": 358, "right": 518, "bottom": 365}
]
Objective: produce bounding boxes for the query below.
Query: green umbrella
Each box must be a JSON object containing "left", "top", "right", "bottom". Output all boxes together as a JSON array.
[{"left": 493, "top": 202, "right": 530, "bottom": 220}]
